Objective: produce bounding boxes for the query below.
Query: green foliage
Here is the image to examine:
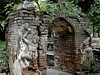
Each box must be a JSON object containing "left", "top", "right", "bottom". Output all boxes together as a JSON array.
[
  {"left": 0, "top": 41, "right": 6, "bottom": 49},
  {"left": 37, "top": 0, "right": 59, "bottom": 14},
  {"left": 1, "top": 2, "right": 19, "bottom": 25},
  {"left": 88, "top": 0, "right": 100, "bottom": 37},
  {"left": 0, "top": 41, "right": 8, "bottom": 72},
  {"left": 82, "top": 58, "right": 100, "bottom": 73},
  {"left": 39, "top": 0, "right": 83, "bottom": 18},
  {"left": 82, "top": 60, "right": 91, "bottom": 71},
  {"left": 0, "top": 1, "right": 20, "bottom": 26},
  {"left": 0, "top": 41, "right": 7, "bottom": 60},
  {"left": 89, "top": 59, "right": 100, "bottom": 73},
  {"left": 4, "top": 2, "right": 18, "bottom": 15}
]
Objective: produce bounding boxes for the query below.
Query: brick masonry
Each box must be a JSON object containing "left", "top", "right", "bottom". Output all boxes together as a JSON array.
[
  {"left": 52, "top": 13, "right": 90, "bottom": 72},
  {"left": 6, "top": 1, "right": 50, "bottom": 75},
  {"left": 6, "top": 1, "right": 91, "bottom": 75}
]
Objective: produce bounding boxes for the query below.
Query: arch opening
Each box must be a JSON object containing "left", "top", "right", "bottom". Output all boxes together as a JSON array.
[{"left": 47, "top": 17, "right": 76, "bottom": 72}]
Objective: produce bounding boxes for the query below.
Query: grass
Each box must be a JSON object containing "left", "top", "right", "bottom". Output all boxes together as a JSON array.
[
  {"left": 0, "top": 41, "right": 6, "bottom": 60},
  {"left": 0, "top": 41, "right": 6, "bottom": 49}
]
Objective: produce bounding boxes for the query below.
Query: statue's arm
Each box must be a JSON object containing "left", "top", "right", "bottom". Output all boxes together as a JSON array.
[
  {"left": 22, "top": 37, "right": 31, "bottom": 46},
  {"left": 22, "top": 28, "right": 31, "bottom": 45},
  {"left": 79, "top": 43, "right": 86, "bottom": 55},
  {"left": 23, "top": 31, "right": 29, "bottom": 38}
]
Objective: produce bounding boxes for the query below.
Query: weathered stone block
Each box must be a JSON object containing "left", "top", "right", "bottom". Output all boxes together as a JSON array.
[{"left": 24, "top": 17, "right": 32, "bottom": 19}]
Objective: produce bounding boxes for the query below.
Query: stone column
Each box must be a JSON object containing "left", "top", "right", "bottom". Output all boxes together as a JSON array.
[
  {"left": 6, "top": 0, "right": 54, "bottom": 74},
  {"left": 6, "top": 1, "right": 40, "bottom": 75},
  {"left": 38, "top": 26, "right": 48, "bottom": 75}
]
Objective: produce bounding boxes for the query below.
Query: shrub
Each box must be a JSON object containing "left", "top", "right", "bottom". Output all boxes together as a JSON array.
[{"left": 82, "top": 58, "right": 100, "bottom": 73}]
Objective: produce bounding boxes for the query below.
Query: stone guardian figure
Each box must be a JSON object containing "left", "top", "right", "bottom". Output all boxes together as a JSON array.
[{"left": 13, "top": 27, "right": 39, "bottom": 75}]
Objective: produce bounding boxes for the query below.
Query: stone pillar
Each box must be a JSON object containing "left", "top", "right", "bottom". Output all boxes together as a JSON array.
[
  {"left": 6, "top": 1, "right": 48, "bottom": 75},
  {"left": 38, "top": 26, "right": 48, "bottom": 75}
]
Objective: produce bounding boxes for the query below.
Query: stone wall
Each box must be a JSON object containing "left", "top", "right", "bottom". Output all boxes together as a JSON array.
[
  {"left": 51, "top": 13, "right": 91, "bottom": 72},
  {"left": 53, "top": 33, "right": 76, "bottom": 72},
  {"left": 6, "top": 1, "right": 50, "bottom": 75},
  {"left": 6, "top": 1, "right": 91, "bottom": 75}
]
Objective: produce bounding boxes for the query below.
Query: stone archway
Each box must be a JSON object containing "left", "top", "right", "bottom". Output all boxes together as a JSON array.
[
  {"left": 6, "top": 1, "right": 91, "bottom": 74},
  {"left": 51, "top": 17, "right": 76, "bottom": 72}
]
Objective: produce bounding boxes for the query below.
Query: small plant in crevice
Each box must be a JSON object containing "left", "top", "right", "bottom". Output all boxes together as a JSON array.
[{"left": 82, "top": 58, "right": 100, "bottom": 73}]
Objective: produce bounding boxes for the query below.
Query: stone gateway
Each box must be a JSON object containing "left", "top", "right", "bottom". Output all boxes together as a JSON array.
[{"left": 6, "top": 0, "right": 91, "bottom": 75}]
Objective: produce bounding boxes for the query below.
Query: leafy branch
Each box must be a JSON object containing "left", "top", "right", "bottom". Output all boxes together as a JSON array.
[{"left": 39, "top": 0, "right": 83, "bottom": 18}]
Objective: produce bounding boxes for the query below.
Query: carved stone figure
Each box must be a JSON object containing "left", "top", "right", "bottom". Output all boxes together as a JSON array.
[
  {"left": 21, "top": 27, "right": 39, "bottom": 61},
  {"left": 13, "top": 27, "right": 39, "bottom": 75},
  {"left": 84, "top": 44, "right": 93, "bottom": 61},
  {"left": 80, "top": 37, "right": 93, "bottom": 65}
]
